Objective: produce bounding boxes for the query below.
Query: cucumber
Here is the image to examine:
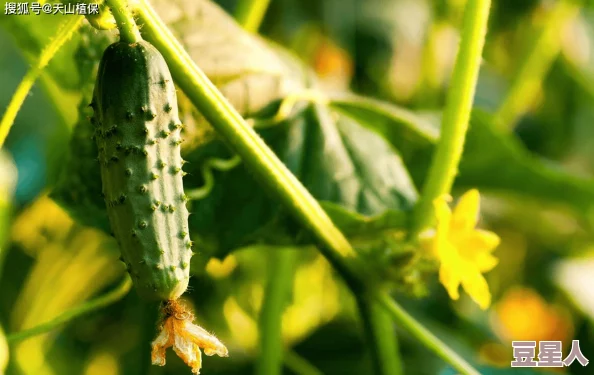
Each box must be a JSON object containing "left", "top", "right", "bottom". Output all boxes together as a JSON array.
[{"left": 92, "top": 40, "right": 191, "bottom": 301}]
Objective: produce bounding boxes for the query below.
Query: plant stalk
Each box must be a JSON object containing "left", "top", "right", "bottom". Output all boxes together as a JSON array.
[
  {"left": 256, "top": 248, "right": 298, "bottom": 375},
  {"left": 495, "top": 0, "right": 578, "bottom": 131},
  {"left": 7, "top": 276, "right": 132, "bottom": 344},
  {"left": 0, "top": 15, "right": 84, "bottom": 149},
  {"left": 409, "top": 0, "right": 491, "bottom": 239},
  {"left": 284, "top": 350, "right": 324, "bottom": 375},
  {"left": 132, "top": 2, "right": 483, "bottom": 373},
  {"left": 106, "top": 0, "right": 141, "bottom": 43},
  {"left": 134, "top": 0, "right": 361, "bottom": 286},
  {"left": 356, "top": 294, "right": 403, "bottom": 375},
  {"left": 234, "top": 0, "right": 272, "bottom": 33},
  {"left": 377, "top": 294, "right": 480, "bottom": 375}
]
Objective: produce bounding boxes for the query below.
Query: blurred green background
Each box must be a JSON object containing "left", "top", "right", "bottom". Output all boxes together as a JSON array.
[{"left": 2, "top": 0, "right": 594, "bottom": 374}]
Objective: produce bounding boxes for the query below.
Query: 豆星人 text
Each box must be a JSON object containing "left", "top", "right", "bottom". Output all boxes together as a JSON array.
[{"left": 511, "top": 340, "right": 589, "bottom": 368}]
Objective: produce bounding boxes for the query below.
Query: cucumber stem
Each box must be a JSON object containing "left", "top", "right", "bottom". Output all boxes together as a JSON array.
[
  {"left": 106, "top": 0, "right": 142, "bottom": 43},
  {"left": 357, "top": 294, "right": 403, "bottom": 375},
  {"left": 234, "top": 0, "right": 272, "bottom": 33},
  {"left": 409, "top": 0, "right": 491, "bottom": 240}
]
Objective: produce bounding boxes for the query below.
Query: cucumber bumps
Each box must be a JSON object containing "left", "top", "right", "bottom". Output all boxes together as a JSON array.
[{"left": 92, "top": 40, "right": 191, "bottom": 301}]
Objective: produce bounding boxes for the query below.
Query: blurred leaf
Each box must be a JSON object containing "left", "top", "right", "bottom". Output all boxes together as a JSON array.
[
  {"left": 49, "top": 24, "right": 115, "bottom": 232},
  {"left": 51, "top": 1, "right": 418, "bottom": 260},
  {"left": 0, "top": 13, "right": 82, "bottom": 90},
  {"left": 152, "top": 0, "right": 305, "bottom": 98},
  {"left": 334, "top": 95, "right": 594, "bottom": 221},
  {"left": 8, "top": 196, "right": 121, "bottom": 374},
  {"left": 51, "top": 100, "right": 417, "bottom": 260},
  {"left": 330, "top": 93, "right": 438, "bottom": 164},
  {"left": 554, "top": 255, "right": 594, "bottom": 322},
  {"left": 187, "top": 103, "right": 418, "bottom": 259},
  {"left": 0, "top": 14, "right": 85, "bottom": 189},
  {"left": 458, "top": 110, "right": 594, "bottom": 218},
  {"left": 50, "top": 98, "right": 110, "bottom": 233},
  {"left": 51, "top": 0, "right": 310, "bottom": 224},
  {"left": 320, "top": 201, "right": 407, "bottom": 236}
]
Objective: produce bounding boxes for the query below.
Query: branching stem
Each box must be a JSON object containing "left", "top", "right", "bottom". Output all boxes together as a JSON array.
[
  {"left": 0, "top": 15, "right": 84, "bottom": 149},
  {"left": 7, "top": 276, "right": 132, "bottom": 344}
]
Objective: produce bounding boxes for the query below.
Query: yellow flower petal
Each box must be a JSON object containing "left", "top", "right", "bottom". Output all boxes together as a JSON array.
[
  {"left": 172, "top": 321, "right": 203, "bottom": 374},
  {"left": 151, "top": 319, "right": 171, "bottom": 366},
  {"left": 460, "top": 269, "right": 491, "bottom": 310},
  {"left": 468, "top": 230, "right": 500, "bottom": 252},
  {"left": 475, "top": 252, "right": 499, "bottom": 273},
  {"left": 439, "top": 254, "right": 462, "bottom": 300},
  {"left": 184, "top": 321, "right": 229, "bottom": 357},
  {"left": 439, "top": 269, "right": 461, "bottom": 300},
  {"left": 451, "top": 189, "right": 480, "bottom": 232},
  {"left": 425, "top": 189, "right": 499, "bottom": 310},
  {"left": 151, "top": 301, "right": 228, "bottom": 374}
]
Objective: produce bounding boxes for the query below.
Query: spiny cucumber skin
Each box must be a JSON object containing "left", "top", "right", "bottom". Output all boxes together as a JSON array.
[{"left": 92, "top": 40, "right": 191, "bottom": 301}]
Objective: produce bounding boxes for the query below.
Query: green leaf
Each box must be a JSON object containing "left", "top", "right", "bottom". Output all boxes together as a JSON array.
[
  {"left": 330, "top": 94, "right": 439, "bottom": 177},
  {"left": 51, "top": 101, "right": 418, "bottom": 260},
  {"left": 186, "top": 103, "right": 418, "bottom": 258},
  {"left": 51, "top": 0, "right": 312, "bottom": 222},
  {"left": 0, "top": 13, "right": 81, "bottom": 90},
  {"left": 50, "top": 1, "right": 418, "bottom": 261},
  {"left": 50, "top": 99, "right": 111, "bottom": 233},
  {"left": 149, "top": 0, "right": 308, "bottom": 114},
  {"left": 334, "top": 94, "right": 594, "bottom": 220},
  {"left": 49, "top": 24, "right": 117, "bottom": 232},
  {"left": 331, "top": 94, "right": 439, "bottom": 146},
  {"left": 146, "top": 0, "right": 311, "bottom": 150},
  {"left": 320, "top": 201, "right": 408, "bottom": 237},
  {"left": 458, "top": 110, "right": 594, "bottom": 217}
]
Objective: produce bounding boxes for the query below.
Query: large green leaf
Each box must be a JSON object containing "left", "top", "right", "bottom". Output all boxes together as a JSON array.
[
  {"left": 51, "top": 0, "right": 418, "bottom": 260},
  {"left": 186, "top": 103, "right": 418, "bottom": 259},
  {"left": 333, "top": 95, "right": 594, "bottom": 221},
  {"left": 458, "top": 110, "right": 594, "bottom": 217},
  {"left": 150, "top": 0, "right": 307, "bottom": 113},
  {"left": 51, "top": 100, "right": 418, "bottom": 261},
  {"left": 51, "top": 0, "right": 310, "bottom": 220},
  {"left": 148, "top": 0, "right": 311, "bottom": 150}
]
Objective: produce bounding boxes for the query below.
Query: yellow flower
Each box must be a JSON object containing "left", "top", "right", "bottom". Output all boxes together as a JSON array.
[
  {"left": 151, "top": 300, "right": 228, "bottom": 374},
  {"left": 423, "top": 189, "right": 500, "bottom": 310},
  {"left": 492, "top": 287, "right": 573, "bottom": 344}
]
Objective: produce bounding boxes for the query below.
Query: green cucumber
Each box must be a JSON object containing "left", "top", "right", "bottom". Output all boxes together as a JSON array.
[{"left": 92, "top": 40, "right": 191, "bottom": 301}]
